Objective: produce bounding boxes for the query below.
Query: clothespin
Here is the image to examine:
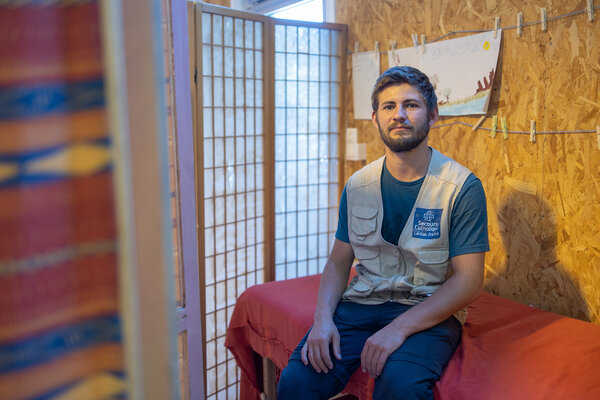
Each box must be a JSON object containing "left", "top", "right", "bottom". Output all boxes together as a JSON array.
[
  {"left": 412, "top": 33, "right": 419, "bottom": 48},
  {"left": 491, "top": 115, "right": 498, "bottom": 138},
  {"left": 472, "top": 116, "right": 486, "bottom": 132},
  {"left": 494, "top": 16, "right": 501, "bottom": 38},
  {"left": 375, "top": 41, "right": 380, "bottom": 53},
  {"left": 517, "top": 12, "right": 523, "bottom": 36},
  {"left": 530, "top": 120, "right": 536, "bottom": 143},
  {"left": 501, "top": 116, "right": 508, "bottom": 139},
  {"left": 541, "top": 8, "right": 548, "bottom": 31},
  {"left": 354, "top": 41, "right": 359, "bottom": 53},
  {"left": 421, "top": 34, "right": 426, "bottom": 53},
  {"left": 389, "top": 40, "right": 397, "bottom": 51},
  {"left": 596, "top": 126, "right": 600, "bottom": 150},
  {"left": 587, "top": 0, "right": 595, "bottom": 22}
]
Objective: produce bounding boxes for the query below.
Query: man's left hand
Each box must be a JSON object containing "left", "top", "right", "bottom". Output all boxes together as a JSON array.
[{"left": 360, "top": 325, "right": 407, "bottom": 378}]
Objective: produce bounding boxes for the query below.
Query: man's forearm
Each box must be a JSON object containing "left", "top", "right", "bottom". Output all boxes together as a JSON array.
[
  {"left": 389, "top": 252, "right": 485, "bottom": 338},
  {"left": 358, "top": 255, "right": 483, "bottom": 378},
  {"left": 313, "top": 240, "right": 355, "bottom": 321},
  {"left": 314, "top": 260, "right": 351, "bottom": 320}
]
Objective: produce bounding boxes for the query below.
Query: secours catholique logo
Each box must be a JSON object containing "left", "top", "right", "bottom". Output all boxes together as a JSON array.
[{"left": 412, "top": 208, "right": 442, "bottom": 239}]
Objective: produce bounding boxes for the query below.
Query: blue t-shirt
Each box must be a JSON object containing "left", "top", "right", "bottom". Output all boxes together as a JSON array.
[{"left": 335, "top": 161, "right": 489, "bottom": 258}]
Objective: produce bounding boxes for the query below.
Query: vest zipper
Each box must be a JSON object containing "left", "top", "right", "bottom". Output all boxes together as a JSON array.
[
  {"left": 389, "top": 247, "right": 407, "bottom": 301},
  {"left": 397, "top": 246, "right": 408, "bottom": 276}
]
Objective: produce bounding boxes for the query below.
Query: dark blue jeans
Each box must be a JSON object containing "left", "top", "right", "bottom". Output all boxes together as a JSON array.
[{"left": 277, "top": 301, "right": 462, "bottom": 400}]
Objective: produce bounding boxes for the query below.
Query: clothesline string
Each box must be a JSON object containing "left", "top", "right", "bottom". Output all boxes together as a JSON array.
[
  {"left": 350, "top": 5, "right": 600, "bottom": 52},
  {"left": 432, "top": 121, "right": 596, "bottom": 135},
  {"left": 431, "top": 7, "right": 595, "bottom": 43}
]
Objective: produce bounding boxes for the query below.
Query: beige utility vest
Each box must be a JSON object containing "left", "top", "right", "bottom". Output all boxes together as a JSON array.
[{"left": 341, "top": 149, "right": 471, "bottom": 323}]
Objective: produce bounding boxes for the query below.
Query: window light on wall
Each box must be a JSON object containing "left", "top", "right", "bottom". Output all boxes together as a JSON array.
[{"left": 268, "top": 0, "right": 324, "bottom": 22}]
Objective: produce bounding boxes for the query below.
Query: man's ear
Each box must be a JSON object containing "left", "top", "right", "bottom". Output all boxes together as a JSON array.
[
  {"left": 371, "top": 111, "right": 379, "bottom": 128},
  {"left": 429, "top": 107, "right": 439, "bottom": 126}
]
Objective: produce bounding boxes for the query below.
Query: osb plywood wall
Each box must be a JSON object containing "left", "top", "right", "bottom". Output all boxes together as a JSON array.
[
  {"left": 204, "top": 0, "right": 231, "bottom": 7},
  {"left": 337, "top": 0, "right": 600, "bottom": 323}
]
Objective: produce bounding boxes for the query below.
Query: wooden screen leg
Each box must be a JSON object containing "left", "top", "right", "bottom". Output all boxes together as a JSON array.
[{"left": 261, "top": 357, "right": 278, "bottom": 400}]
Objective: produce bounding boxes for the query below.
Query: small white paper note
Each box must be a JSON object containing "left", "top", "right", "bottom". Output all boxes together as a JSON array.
[
  {"left": 346, "top": 127, "right": 358, "bottom": 145},
  {"left": 352, "top": 51, "right": 380, "bottom": 120},
  {"left": 346, "top": 143, "right": 367, "bottom": 161}
]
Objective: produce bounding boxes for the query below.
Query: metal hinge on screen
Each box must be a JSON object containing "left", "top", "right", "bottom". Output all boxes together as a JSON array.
[{"left": 194, "top": 67, "right": 197, "bottom": 83}]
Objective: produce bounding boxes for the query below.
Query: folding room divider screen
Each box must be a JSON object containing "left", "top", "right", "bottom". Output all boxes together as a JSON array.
[{"left": 188, "top": 3, "right": 347, "bottom": 399}]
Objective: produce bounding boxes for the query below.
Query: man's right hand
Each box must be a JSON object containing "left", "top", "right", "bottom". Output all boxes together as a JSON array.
[
  {"left": 300, "top": 239, "right": 353, "bottom": 373},
  {"left": 300, "top": 316, "right": 341, "bottom": 373}
]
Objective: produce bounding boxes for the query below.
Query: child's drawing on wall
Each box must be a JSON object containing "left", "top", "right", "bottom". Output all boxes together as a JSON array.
[{"left": 388, "top": 30, "right": 502, "bottom": 116}]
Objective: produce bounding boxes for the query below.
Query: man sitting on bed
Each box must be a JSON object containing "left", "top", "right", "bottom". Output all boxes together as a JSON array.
[{"left": 277, "top": 66, "right": 489, "bottom": 400}]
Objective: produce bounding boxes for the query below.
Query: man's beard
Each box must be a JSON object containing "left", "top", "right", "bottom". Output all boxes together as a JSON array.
[{"left": 377, "top": 120, "right": 430, "bottom": 152}]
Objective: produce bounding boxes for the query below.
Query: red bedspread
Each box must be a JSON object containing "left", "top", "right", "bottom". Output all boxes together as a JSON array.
[{"left": 225, "top": 274, "right": 600, "bottom": 400}]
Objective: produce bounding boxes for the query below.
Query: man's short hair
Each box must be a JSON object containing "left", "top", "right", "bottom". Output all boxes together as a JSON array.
[{"left": 371, "top": 66, "right": 438, "bottom": 113}]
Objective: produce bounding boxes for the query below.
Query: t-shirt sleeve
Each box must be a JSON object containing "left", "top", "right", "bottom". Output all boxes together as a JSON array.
[
  {"left": 335, "top": 184, "right": 350, "bottom": 243},
  {"left": 449, "top": 174, "right": 490, "bottom": 258}
]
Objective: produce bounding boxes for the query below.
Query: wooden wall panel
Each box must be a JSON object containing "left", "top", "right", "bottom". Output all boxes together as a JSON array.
[
  {"left": 336, "top": 0, "right": 600, "bottom": 323},
  {"left": 205, "top": 0, "right": 231, "bottom": 7}
]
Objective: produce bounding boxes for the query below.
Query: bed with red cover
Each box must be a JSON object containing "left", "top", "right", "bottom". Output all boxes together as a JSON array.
[{"left": 225, "top": 274, "right": 600, "bottom": 400}]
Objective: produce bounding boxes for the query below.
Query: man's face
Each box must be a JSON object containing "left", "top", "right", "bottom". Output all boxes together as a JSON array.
[{"left": 371, "top": 83, "right": 438, "bottom": 153}]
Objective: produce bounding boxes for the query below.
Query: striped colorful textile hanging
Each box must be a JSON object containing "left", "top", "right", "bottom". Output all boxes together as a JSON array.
[{"left": 0, "top": 1, "right": 126, "bottom": 399}]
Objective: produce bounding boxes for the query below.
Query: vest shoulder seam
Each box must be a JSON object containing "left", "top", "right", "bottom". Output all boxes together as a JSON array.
[{"left": 347, "top": 157, "right": 384, "bottom": 190}]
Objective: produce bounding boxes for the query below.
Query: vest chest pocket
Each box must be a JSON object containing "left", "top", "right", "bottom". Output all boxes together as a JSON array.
[
  {"left": 351, "top": 206, "right": 378, "bottom": 242},
  {"left": 413, "top": 248, "right": 449, "bottom": 289},
  {"left": 353, "top": 245, "right": 379, "bottom": 262}
]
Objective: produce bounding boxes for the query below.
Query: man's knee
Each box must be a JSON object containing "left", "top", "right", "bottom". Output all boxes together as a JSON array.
[
  {"left": 277, "top": 361, "right": 307, "bottom": 398},
  {"left": 373, "top": 361, "right": 436, "bottom": 400},
  {"left": 277, "top": 359, "right": 346, "bottom": 400}
]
